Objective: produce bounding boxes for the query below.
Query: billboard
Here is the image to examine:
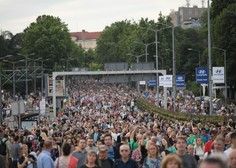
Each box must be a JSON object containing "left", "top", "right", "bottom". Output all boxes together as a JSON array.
[
  {"left": 163, "top": 75, "right": 173, "bottom": 88},
  {"left": 159, "top": 76, "right": 164, "bottom": 87},
  {"left": 176, "top": 75, "right": 185, "bottom": 88},
  {"left": 47, "top": 75, "right": 65, "bottom": 97},
  {"left": 212, "top": 67, "right": 224, "bottom": 84},
  {"left": 196, "top": 67, "right": 208, "bottom": 84}
]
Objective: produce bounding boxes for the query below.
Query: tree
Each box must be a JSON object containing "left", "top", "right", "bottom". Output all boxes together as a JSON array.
[
  {"left": 211, "top": 0, "right": 236, "bottom": 19},
  {"left": 22, "top": 15, "right": 76, "bottom": 71},
  {"left": 212, "top": 4, "right": 236, "bottom": 91}
]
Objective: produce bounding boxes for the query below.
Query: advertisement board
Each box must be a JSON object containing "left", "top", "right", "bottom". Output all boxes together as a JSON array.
[
  {"left": 47, "top": 75, "right": 65, "bottom": 97},
  {"left": 212, "top": 67, "right": 224, "bottom": 83},
  {"left": 163, "top": 75, "right": 173, "bottom": 88},
  {"left": 196, "top": 67, "right": 208, "bottom": 84},
  {"left": 176, "top": 75, "right": 185, "bottom": 88}
]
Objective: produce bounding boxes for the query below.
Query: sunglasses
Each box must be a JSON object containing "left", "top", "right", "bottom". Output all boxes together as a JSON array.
[{"left": 120, "top": 149, "right": 129, "bottom": 152}]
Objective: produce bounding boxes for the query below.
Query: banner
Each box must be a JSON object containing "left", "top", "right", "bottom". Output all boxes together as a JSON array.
[
  {"left": 212, "top": 67, "right": 224, "bottom": 84},
  {"left": 196, "top": 67, "right": 208, "bottom": 84},
  {"left": 163, "top": 75, "right": 173, "bottom": 88},
  {"left": 176, "top": 75, "right": 185, "bottom": 88}
]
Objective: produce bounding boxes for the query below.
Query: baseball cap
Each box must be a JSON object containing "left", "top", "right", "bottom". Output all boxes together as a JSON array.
[{"left": 98, "top": 145, "right": 108, "bottom": 152}]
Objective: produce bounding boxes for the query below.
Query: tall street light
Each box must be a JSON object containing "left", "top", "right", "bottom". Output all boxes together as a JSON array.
[
  {"left": 187, "top": 48, "right": 201, "bottom": 66},
  {"left": 2, "top": 59, "right": 25, "bottom": 97},
  {"left": 213, "top": 47, "right": 227, "bottom": 104},
  {"left": 18, "top": 53, "right": 35, "bottom": 98},
  {"left": 0, "top": 54, "right": 13, "bottom": 125},
  {"left": 133, "top": 41, "right": 156, "bottom": 62},
  {"left": 40, "top": 59, "right": 50, "bottom": 97},
  {"left": 208, "top": 0, "right": 213, "bottom": 115},
  {"left": 126, "top": 53, "right": 146, "bottom": 63},
  {"left": 141, "top": 26, "right": 171, "bottom": 105},
  {"left": 187, "top": 48, "right": 202, "bottom": 97}
]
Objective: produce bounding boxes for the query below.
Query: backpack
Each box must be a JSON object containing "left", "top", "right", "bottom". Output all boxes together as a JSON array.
[{"left": 0, "top": 139, "right": 8, "bottom": 156}]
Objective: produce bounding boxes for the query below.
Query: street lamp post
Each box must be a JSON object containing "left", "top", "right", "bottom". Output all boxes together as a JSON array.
[
  {"left": 213, "top": 47, "right": 227, "bottom": 104},
  {"left": 126, "top": 54, "right": 146, "bottom": 63},
  {"left": 208, "top": 0, "right": 213, "bottom": 115},
  {"left": 188, "top": 48, "right": 202, "bottom": 97},
  {"left": 41, "top": 59, "right": 49, "bottom": 97},
  {"left": 142, "top": 24, "right": 174, "bottom": 109},
  {"left": 134, "top": 41, "right": 156, "bottom": 62},
  {"left": 0, "top": 54, "right": 13, "bottom": 125},
  {"left": 187, "top": 48, "right": 201, "bottom": 66}
]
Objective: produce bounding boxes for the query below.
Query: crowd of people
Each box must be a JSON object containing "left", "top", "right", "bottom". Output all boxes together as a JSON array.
[{"left": 0, "top": 80, "right": 236, "bottom": 168}]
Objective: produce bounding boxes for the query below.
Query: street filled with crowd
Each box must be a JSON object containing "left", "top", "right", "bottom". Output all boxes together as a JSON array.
[{"left": 0, "top": 80, "right": 236, "bottom": 168}]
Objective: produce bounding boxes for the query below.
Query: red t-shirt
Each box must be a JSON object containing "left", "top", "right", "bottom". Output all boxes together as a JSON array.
[{"left": 204, "top": 140, "right": 213, "bottom": 153}]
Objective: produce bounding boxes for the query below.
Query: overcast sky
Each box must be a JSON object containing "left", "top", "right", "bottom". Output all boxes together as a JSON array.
[{"left": 0, "top": 0, "right": 205, "bottom": 34}]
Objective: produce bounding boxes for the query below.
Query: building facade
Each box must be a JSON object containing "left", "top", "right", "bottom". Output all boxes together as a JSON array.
[
  {"left": 169, "top": 5, "right": 207, "bottom": 28},
  {"left": 70, "top": 30, "right": 101, "bottom": 50}
]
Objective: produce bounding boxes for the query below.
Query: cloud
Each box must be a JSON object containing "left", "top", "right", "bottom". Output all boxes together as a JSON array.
[{"left": 0, "top": 0, "right": 204, "bottom": 34}]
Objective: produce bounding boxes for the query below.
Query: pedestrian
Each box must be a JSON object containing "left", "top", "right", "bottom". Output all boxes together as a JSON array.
[
  {"left": 55, "top": 143, "right": 78, "bottom": 168},
  {"left": 203, "top": 136, "right": 226, "bottom": 159},
  {"left": 228, "top": 149, "right": 236, "bottom": 168},
  {"left": 161, "top": 154, "right": 182, "bottom": 168},
  {"left": 10, "top": 135, "right": 21, "bottom": 168},
  {"left": 18, "top": 144, "right": 29, "bottom": 168},
  {"left": 200, "top": 154, "right": 226, "bottom": 168},
  {"left": 72, "top": 138, "right": 87, "bottom": 168},
  {"left": 104, "top": 134, "right": 118, "bottom": 161},
  {"left": 97, "top": 145, "right": 114, "bottom": 168},
  {"left": 80, "top": 150, "right": 101, "bottom": 168},
  {"left": 143, "top": 143, "right": 162, "bottom": 168},
  {"left": 114, "top": 144, "right": 138, "bottom": 168},
  {"left": 176, "top": 136, "right": 197, "bottom": 168},
  {"left": 85, "top": 137, "right": 98, "bottom": 153},
  {"left": 224, "top": 132, "right": 236, "bottom": 157},
  {"left": 37, "top": 138, "right": 54, "bottom": 168}
]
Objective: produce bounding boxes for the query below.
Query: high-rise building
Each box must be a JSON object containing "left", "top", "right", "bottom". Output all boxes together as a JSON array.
[
  {"left": 169, "top": 5, "right": 207, "bottom": 28},
  {"left": 70, "top": 30, "right": 101, "bottom": 50}
]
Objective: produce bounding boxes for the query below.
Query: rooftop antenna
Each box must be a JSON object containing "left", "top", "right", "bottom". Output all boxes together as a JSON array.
[{"left": 186, "top": 0, "right": 190, "bottom": 7}]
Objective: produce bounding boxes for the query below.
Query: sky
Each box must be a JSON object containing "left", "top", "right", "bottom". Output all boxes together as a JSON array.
[{"left": 0, "top": 0, "right": 205, "bottom": 34}]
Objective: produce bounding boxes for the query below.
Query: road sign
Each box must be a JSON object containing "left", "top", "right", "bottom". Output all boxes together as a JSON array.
[
  {"left": 176, "top": 75, "right": 185, "bottom": 88},
  {"left": 212, "top": 67, "right": 224, "bottom": 83},
  {"left": 196, "top": 67, "right": 208, "bottom": 84},
  {"left": 148, "top": 80, "right": 156, "bottom": 86}
]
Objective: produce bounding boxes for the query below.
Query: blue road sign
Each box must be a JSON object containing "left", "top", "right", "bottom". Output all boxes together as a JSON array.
[
  {"left": 176, "top": 75, "right": 185, "bottom": 88},
  {"left": 196, "top": 67, "right": 208, "bottom": 84},
  {"left": 148, "top": 80, "right": 156, "bottom": 86}
]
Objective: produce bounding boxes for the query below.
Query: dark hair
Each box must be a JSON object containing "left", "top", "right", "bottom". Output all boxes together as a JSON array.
[
  {"left": 14, "top": 135, "right": 19, "bottom": 142},
  {"left": 200, "top": 156, "right": 225, "bottom": 168},
  {"left": 104, "top": 134, "right": 112, "bottom": 140},
  {"left": 230, "top": 132, "right": 236, "bottom": 139},
  {"left": 62, "top": 143, "right": 71, "bottom": 156}
]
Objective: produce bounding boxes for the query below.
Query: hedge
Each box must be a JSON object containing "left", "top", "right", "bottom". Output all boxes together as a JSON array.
[{"left": 136, "top": 98, "right": 229, "bottom": 124}]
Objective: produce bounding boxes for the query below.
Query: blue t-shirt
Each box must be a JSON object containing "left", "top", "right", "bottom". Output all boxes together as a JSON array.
[{"left": 107, "top": 147, "right": 115, "bottom": 161}]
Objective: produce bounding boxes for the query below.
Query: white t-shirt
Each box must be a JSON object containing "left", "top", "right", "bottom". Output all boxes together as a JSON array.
[{"left": 224, "top": 147, "right": 232, "bottom": 157}]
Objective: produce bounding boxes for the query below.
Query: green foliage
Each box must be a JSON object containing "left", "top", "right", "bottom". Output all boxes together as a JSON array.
[
  {"left": 96, "top": 15, "right": 174, "bottom": 69},
  {"left": 22, "top": 15, "right": 82, "bottom": 71},
  {"left": 211, "top": 0, "right": 236, "bottom": 19},
  {"left": 136, "top": 98, "right": 229, "bottom": 124},
  {"left": 186, "top": 81, "right": 200, "bottom": 96},
  {"left": 212, "top": 3, "right": 236, "bottom": 86}
]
